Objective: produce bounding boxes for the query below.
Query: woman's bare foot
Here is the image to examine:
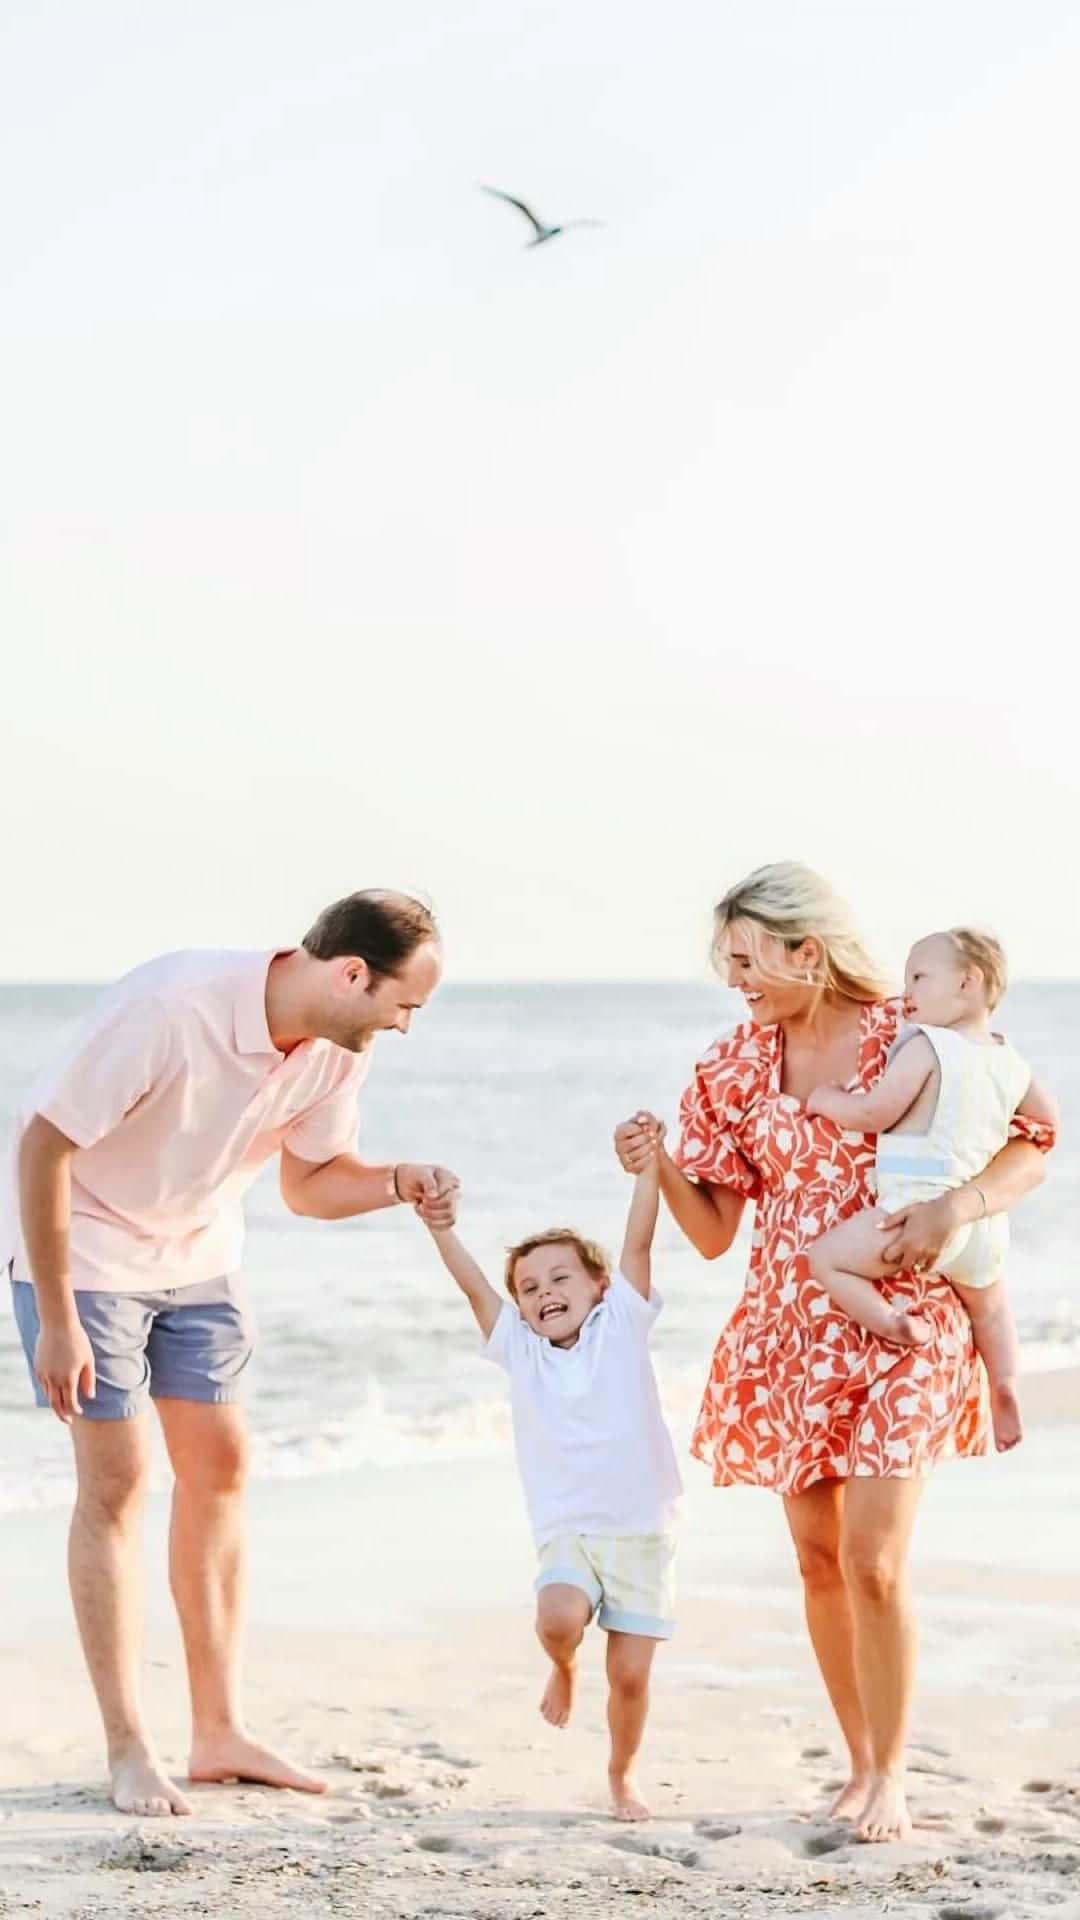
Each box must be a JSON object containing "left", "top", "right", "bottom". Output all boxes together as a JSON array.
[
  {"left": 610, "top": 1769, "right": 651, "bottom": 1821},
  {"left": 188, "top": 1730, "right": 327, "bottom": 1793},
  {"left": 828, "top": 1768, "right": 873, "bottom": 1822},
  {"left": 856, "top": 1771, "right": 911, "bottom": 1843},
  {"left": 992, "top": 1380, "right": 1023, "bottom": 1452},
  {"left": 540, "top": 1660, "right": 576, "bottom": 1729},
  {"left": 889, "top": 1312, "right": 932, "bottom": 1348},
  {"left": 111, "top": 1742, "right": 192, "bottom": 1817}
]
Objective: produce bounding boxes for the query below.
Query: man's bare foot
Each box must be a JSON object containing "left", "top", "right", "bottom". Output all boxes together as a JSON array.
[
  {"left": 111, "top": 1743, "right": 192, "bottom": 1818},
  {"left": 188, "top": 1730, "right": 327, "bottom": 1793},
  {"left": 829, "top": 1768, "right": 873, "bottom": 1822},
  {"left": 856, "top": 1771, "right": 911, "bottom": 1843},
  {"left": 540, "top": 1660, "right": 576, "bottom": 1729},
  {"left": 992, "top": 1380, "right": 1023, "bottom": 1452},
  {"left": 610, "top": 1769, "right": 651, "bottom": 1821},
  {"left": 889, "top": 1312, "right": 932, "bottom": 1348}
]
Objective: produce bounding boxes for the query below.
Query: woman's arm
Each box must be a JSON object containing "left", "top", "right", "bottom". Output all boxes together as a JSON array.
[
  {"left": 659, "top": 1152, "right": 747, "bottom": 1260},
  {"left": 614, "top": 1119, "right": 745, "bottom": 1260},
  {"left": 880, "top": 1138, "right": 1047, "bottom": 1268}
]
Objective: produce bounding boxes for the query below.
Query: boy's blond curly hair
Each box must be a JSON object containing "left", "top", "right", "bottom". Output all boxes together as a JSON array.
[{"left": 504, "top": 1228, "right": 611, "bottom": 1301}]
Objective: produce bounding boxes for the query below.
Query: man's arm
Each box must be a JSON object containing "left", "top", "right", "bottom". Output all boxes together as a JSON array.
[
  {"left": 424, "top": 1225, "right": 503, "bottom": 1339},
  {"left": 617, "top": 1116, "right": 662, "bottom": 1299},
  {"left": 280, "top": 1148, "right": 458, "bottom": 1226},
  {"left": 806, "top": 1034, "right": 936, "bottom": 1133},
  {"left": 18, "top": 1114, "right": 96, "bottom": 1423}
]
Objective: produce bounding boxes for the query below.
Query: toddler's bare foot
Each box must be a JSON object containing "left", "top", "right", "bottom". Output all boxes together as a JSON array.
[
  {"left": 992, "top": 1379, "right": 1023, "bottom": 1452},
  {"left": 856, "top": 1771, "right": 911, "bottom": 1844},
  {"left": 111, "top": 1742, "right": 192, "bottom": 1817},
  {"left": 540, "top": 1660, "right": 576, "bottom": 1729},
  {"left": 889, "top": 1311, "right": 932, "bottom": 1347},
  {"left": 189, "top": 1730, "right": 327, "bottom": 1793},
  {"left": 610, "top": 1769, "right": 651, "bottom": 1821},
  {"left": 829, "top": 1766, "right": 873, "bottom": 1822}
]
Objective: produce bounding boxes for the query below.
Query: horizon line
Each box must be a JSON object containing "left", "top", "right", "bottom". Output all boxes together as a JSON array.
[{"left": 1, "top": 974, "right": 1077, "bottom": 991}]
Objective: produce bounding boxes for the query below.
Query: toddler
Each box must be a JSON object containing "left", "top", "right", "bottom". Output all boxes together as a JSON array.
[
  {"left": 807, "top": 929, "right": 1053, "bottom": 1452},
  {"left": 422, "top": 1120, "right": 681, "bottom": 1822}
]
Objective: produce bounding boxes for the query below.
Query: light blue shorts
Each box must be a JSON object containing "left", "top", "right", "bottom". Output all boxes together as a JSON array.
[{"left": 10, "top": 1273, "right": 254, "bottom": 1421}]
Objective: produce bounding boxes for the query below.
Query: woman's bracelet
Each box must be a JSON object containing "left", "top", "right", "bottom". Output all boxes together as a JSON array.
[
  {"left": 391, "top": 1164, "right": 405, "bottom": 1203},
  {"left": 970, "top": 1181, "right": 989, "bottom": 1219}
]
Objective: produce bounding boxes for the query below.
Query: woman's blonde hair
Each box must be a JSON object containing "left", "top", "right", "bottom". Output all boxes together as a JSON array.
[{"left": 711, "top": 861, "right": 891, "bottom": 1004}]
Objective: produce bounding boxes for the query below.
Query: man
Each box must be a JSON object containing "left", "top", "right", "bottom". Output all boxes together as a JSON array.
[{"left": 7, "top": 890, "right": 457, "bottom": 1818}]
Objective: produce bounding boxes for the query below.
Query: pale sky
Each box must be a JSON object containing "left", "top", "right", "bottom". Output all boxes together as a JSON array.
[{"left": 2, "top": 2, "right": 1078, "bottom": 983}]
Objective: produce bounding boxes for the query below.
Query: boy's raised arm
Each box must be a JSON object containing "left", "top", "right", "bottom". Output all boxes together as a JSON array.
[
  {"left": 617, "top": 1113, "right": 662, "bottom": 1299},
  {"left": 425, "top": 1223, "right": 504, "bottom": 1339}
]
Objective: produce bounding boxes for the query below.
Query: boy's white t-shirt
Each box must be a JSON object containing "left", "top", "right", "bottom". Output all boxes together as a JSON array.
[{"left": 484, "top": 1269, "right": 683, "bottom": 1550}]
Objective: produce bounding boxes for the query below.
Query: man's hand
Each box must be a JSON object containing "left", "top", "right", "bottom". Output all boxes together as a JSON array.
[
  {"left": 614, "top": 1113, "right": 665, "bottom": 1175},
  {"left": 396, "top": 1163, "right": 460, "bottom": 1230},
  {"left": 35, "top": 1318, "right": 96, "bottom": 1424}
]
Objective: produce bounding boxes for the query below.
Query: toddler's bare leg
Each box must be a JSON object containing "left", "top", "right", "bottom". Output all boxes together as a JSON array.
[
  {"left": 605, "top": 1631, "right": 657, "bottom": 1822},
  {"left": 954, "top": 1281, "right": 1022, "bottom": 1451},
  {"left": 535, "top": 1585, "right": 592, "bottom": 1729},
  {"left": 809, "top": 1212, "right": 931, "bottom": 1347}
]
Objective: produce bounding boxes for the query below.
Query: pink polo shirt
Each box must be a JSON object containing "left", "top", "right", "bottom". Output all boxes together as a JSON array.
[{"left": 5, "top": 950, "right": 370, "bottom": 1293}]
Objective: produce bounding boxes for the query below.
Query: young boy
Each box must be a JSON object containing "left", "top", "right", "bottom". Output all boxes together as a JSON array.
[{"left": 422, "top": 1120, "right": 682, "bottom": 1822}]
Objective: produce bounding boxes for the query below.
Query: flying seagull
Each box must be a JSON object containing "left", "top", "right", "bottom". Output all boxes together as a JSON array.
[{"left": 480, "top": 184, "right": 602, "bottom": 248}]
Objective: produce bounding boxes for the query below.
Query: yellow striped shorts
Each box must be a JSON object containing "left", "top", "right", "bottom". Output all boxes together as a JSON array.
[{"left": 535, "top": 1531, "right": 676, "bottom": 1639}]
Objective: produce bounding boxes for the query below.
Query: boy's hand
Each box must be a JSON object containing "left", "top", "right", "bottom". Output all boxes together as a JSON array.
[
  {"left": 614, "top": 1112, "right": 665, "bottom": 1174},
  {"left": 397, "top": 1163, "right": 460, "bottom": 1229}
]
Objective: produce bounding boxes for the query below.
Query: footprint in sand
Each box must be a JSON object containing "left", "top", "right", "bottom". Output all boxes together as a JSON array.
[
  {"left": 974, "top": 1815, "right": 1007, "bottom": 1835},
  {"left": 694, "top": 1820, "right": 741, "bottom": 1841},
  {"left": 801, "top": 1828, "right": 848, "bottom": 1858},
  {"left": 99, "top": 1837, "right": 195, "bottom": 1874},
  {"left": 936, "top": 1906, "right": 1005, "bottom": 1920},
  {"left": 411, "top": 1742, "right": 480, "bottom": 1769},
  {"left": 416, "top": 1834, "right": 456, "bottom": 1853},
  {"left": 1022, "top": 1779, "right": 1059, "bottom": 1795},
  {"left": 800, "top": 1746, "right": 830, "bottom": 1760},
  {"left": 609, "top": 1835, "right": 701, "bottom": 1869}
]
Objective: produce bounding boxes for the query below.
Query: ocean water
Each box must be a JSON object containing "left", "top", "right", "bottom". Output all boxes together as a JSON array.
[{"left": 0, "top": 981, "right": 1075, "bottom": 1513}]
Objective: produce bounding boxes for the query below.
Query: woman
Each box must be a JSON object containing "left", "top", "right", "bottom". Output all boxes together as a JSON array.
[{"left": 615, "top": 863, "right": 1055, "bottom": 1844}]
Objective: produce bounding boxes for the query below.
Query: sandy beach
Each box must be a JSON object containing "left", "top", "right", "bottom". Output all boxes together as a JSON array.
[{"left": 3, "top": 1368, "right": 1078, "bottom": 1920}]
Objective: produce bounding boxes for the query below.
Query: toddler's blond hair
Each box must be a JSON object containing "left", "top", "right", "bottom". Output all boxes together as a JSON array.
[{"left": 944, "top": 927, "right": 1008, "bottom": 1009}]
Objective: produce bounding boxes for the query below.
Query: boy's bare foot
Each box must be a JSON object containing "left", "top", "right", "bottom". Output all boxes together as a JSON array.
[
  {"left": 889, "top": 1311, "right": 932, "bottom": 1347},
  {"left": 829, "top": 1766, "right": 873, "bottom": 1822},
  {"left": 540, "top": 1660, "right": 576, "bottom": 1729},
  {"left": 111, "top": 1742, "right": 192, "bottom": 1817},
  {"left": 856, "top": 1771, "right": 911, "bottom": 1843},
  {"left": 188, "top": 1730, "right": 327, "bottom": 1793},
  {"left": 992, "top": 1380, "right": 1023, "bottom": 1452},
  {"left": 610, "top": 1769, "right": 651, "bottom": 1821}
]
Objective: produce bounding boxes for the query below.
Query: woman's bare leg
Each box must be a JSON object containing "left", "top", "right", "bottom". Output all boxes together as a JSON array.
[
  {"left": 840, "top": 1474, "right": 924, "bottom": 1842},
  {"left": 783, "top": 1481, "right": 872, "bottom": 1820}
]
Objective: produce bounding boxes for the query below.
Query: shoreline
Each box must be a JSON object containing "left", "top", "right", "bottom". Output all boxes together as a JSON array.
[{"left": 2, "top": 1370, "right": 1079, "bottom": 1917}]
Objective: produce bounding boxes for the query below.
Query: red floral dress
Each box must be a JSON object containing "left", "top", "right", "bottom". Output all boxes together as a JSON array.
[{"left": 675, "top": 998, "right": 1054, "bottom": 1494}]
